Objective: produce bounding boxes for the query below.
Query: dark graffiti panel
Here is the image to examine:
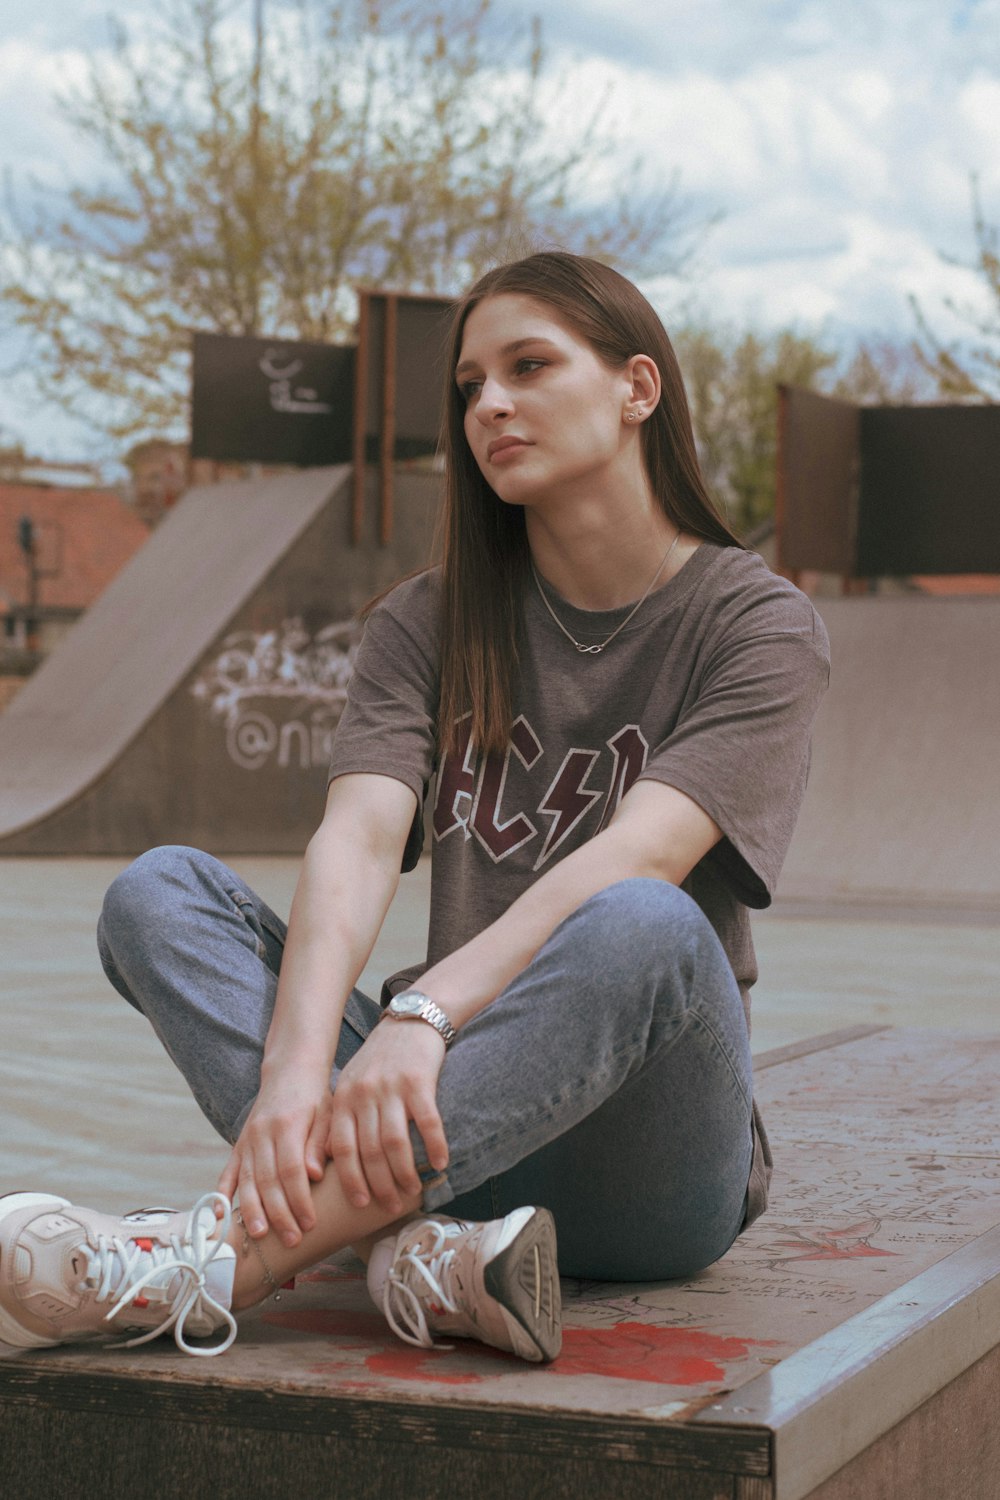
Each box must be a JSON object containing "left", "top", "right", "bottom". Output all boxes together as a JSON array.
[
  {"left": 858, "top": 405, "right": 1000, "bottom": 575},
  {"left": 191, "top": 333, "right": 355, "bottom": 464}
]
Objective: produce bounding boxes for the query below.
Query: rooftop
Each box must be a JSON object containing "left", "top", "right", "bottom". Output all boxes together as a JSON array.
[{"left": 0, "top": 482, "right": 148, "bottom": 616}]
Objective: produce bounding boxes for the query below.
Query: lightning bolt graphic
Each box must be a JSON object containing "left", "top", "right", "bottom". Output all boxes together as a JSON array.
[{"left": 534, "top": 747, "right": 603, "bottom": 870}]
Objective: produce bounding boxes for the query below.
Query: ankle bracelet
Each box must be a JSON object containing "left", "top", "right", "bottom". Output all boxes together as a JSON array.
[{"left": 235, "top": 1210, "right": 284, "bottom": 1302}]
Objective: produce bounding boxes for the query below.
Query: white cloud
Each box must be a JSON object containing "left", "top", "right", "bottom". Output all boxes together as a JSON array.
[
  {"left": 838, "top": 69, "right": 894, "bottom": 127},
  {"left": 0, "top": 37, "right": 103, "bottom": 183},
  {"left": 3, "top": 0, "right": 1000, "bottom": 454}
]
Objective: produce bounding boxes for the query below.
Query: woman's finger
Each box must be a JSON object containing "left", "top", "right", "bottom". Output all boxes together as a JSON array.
[
  {"left": 275, "top": 1140, "right": 317, "bottom": 1236},
  {"left": 253, "top": 1149, "right": 302, "bottom": 1247},
  {"left": 328, "top": 1106, "right": 369, "bottom": 1208},
  {"left": 410, "top": 1087, "right": 450, "bottom": 1175},
  {"left": 304, "top": 1116, "right": 329, "bottom": 1181},
  {"left": 378, "top": 1098, "right": 422, "bottom": 1198},
  {"left": 356, "top": 1106, "right": 403, "bottom": 1215},
  {"left": 216, "top": 1148, "right": 240, "bottom": 1205},
  {"left": 235, "top": 1154, "right": 268, "bottom": 1239}
]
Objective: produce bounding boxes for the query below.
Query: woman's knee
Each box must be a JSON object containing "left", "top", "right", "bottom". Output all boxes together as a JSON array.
[
  {"left": 101, "top": 846, "right": 211, "bottom": 935},
  {"left": 563, "top": 877, "right": 719, "bottom": 977},
  {"left": 98, "top": 846, "right": 222, "bottom": 990}
]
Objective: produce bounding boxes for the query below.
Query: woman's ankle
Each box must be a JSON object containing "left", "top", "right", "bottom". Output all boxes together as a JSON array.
[{"left": 227, "top": 1215, "right": 289, "bottom": 1311}]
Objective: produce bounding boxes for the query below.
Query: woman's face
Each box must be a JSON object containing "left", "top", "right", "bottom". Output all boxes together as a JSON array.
[{"left": 455, "top": 294, "right": 636, "bottom": 508}]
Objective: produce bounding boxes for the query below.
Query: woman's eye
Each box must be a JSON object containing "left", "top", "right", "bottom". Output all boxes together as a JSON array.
[
  {"left": 515, "top": 358, "right": 545, "bottom": 376},
  {"left": 459, "top": 379, "right": 482, "bottom": 400}
]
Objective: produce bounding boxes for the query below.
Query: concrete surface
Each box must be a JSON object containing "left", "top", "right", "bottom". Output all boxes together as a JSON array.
[
  {"left": 1, "top": 854, "right": 996, "bottom": 1211},
  {"left": 780, "top": 595, "right": 1000, "bottom": 912}
]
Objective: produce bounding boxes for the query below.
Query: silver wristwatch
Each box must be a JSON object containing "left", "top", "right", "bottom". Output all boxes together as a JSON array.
[{"left": 384, "top": 990, "right": 457, "bottom": 1049}]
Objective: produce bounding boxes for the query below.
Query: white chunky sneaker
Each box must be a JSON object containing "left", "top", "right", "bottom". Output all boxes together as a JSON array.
[
  {"left": 0, "top": 1190, "right": 237, "bottom": 1357},
  {"left": 367, "top": 1207, "right": 562, "bottom": 1363}
]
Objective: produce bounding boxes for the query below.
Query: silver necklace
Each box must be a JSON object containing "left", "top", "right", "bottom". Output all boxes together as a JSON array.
[{"left": 531, "top": 529, "right": 681, "bottom": 655}]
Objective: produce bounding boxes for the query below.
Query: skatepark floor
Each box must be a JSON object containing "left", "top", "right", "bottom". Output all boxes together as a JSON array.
[{"left": 2, "top": 854, "right": 997, "bottom": 1211}]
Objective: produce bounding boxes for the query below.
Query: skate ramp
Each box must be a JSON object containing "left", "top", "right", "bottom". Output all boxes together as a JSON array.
[
  {"left": 0, "top": 464, "right": 440, "bottom": 854},
  {"left": 778, "top": 595, "right": 1000, "bottom": 914}
]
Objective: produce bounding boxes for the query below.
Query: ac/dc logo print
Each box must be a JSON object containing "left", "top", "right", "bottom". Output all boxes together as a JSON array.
[{"left": 433, "top": 713, "right": 649, "bottom": 869}]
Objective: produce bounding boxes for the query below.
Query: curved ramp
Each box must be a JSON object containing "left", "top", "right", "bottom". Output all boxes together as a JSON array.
[
  {"left": 779, "top": 595, "right": 1000, "bottom": 914},
  {"left": 0, "top": 464, "right": 438, "bottom": 854}
]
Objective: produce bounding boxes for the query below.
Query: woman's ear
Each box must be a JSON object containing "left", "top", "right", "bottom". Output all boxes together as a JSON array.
[{"left": 625, "top": 354, "right": 661, "bottom": 414}]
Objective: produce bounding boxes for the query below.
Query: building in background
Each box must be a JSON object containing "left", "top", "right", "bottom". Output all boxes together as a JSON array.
[
  {"left": 0, "top": 477, "right": 149, "bottom": 709},
  {"left": 125, "top": 438, "right": 280, "bottom": 526},
  {"left": 124, "top": 440, "right": 188, "bottom": 526}
]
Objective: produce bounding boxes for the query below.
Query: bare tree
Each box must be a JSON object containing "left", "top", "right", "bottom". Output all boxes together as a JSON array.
[
  {"left": 911, "top": 178, "right": 1000, "bottom": 401},
  {"left": 675, "top": 322, "right": 930, "bottom": 534},
  {"left": 0, "top": 0, "right": 695, "bottom": 441},
  {"left": 675, "top": 324, "right": 835, "bottom": 533}
]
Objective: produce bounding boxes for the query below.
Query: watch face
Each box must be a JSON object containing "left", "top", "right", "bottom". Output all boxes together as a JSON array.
[{"left": 392, "top": 994, "right": 424, "bottom": 1017}]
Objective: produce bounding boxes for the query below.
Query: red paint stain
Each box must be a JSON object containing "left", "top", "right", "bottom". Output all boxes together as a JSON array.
[
  {"left": 365, "top": 1324, "right": 776, "bottom": 1388},
  {"left": 262, "top": 1307, "right": 386, "bottom": 1341},
  {"left": 263, "top": 1307, "right": 509, "bottom": 1383},
  {"left": 297, "top": 1266, "right": 365, "bottom": 1285},
  {"left": 549, "top": 1323, "right": 778, "bottom": 1385},
  {"left": 262, "top": 1308, "right": 778, "bottom": 1390},
  {"left": 364, "top": 1348, "right": 486, "bottom": 1384}
]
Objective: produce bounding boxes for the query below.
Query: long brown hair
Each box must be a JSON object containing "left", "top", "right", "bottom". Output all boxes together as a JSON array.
[{"left": 438, "top": 251, "right": 744, "bottom": 756}]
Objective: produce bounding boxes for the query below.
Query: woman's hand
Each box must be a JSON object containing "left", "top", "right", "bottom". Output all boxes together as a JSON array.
[
  {"left": 327, "top": 1019, "right": 450, "bottom": 1216},
  {"left": 217, "top": 1067, "right": 333, "bottom": 1246}
]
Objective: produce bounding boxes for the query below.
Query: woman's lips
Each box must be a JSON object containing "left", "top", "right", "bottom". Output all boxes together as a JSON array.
[{"left": 487, "top": 437, "right": 530, "bottom": 462}]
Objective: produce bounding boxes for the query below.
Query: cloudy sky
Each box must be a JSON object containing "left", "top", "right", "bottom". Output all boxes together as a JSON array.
[{"left": 1, "top": 0, "right": 999, "bottom": 461}]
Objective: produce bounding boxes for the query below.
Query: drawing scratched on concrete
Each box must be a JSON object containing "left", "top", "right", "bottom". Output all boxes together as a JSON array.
[{"left": 763, "top": 1218, "right": 900, "bottom": 1267}]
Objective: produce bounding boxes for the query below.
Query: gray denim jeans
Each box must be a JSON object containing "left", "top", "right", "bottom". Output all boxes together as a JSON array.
[{"left": 98, "top": 846, "right": 754, "bottom": 1280}]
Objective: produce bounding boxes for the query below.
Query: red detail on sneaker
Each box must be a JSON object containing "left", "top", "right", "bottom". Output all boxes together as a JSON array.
[
  {"left": 132, "top": 1296, "right": 150, "bottom": 1309},
  {"left": 280, "top": 1278, "right": 296, "bottom": 1291},
  {"left": 133, "top": 1238, "right": 154, "bottom": 1252}
]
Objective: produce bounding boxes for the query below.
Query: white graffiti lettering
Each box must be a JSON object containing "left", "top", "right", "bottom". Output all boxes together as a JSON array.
[
  {"left": 225, "top": 707, "right": 339, "bottom": 773},
  {"left": 227, "top": 711, "right": 278, "bottom": 771},
  {"left": 194, "top": 618, "right": 360, "bottom": 773}
]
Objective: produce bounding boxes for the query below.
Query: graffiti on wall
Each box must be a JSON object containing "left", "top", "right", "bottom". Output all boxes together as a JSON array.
[{"left": 191, "top": 618, "right": 360, "bottom": 772}]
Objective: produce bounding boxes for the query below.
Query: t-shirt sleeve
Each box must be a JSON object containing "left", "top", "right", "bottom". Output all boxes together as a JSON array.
[
  {"left": 327, "top": 588, "right": 439, "bottom": 870},
  {"left": 638, "top": 601, "right": 830, "bottom": 907}
]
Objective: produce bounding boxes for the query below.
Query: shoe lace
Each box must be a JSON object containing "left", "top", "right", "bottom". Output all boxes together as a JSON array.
[
  {"left": 382, "top": 1220, "right": 461, "bottom": 1350},
  {"left": 84, "top": 1191, "right": 237, "bottom": 1357}
]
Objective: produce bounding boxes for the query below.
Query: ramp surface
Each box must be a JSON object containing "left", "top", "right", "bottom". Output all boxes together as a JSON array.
[
  {"left": 0, "top": 469, "right": 367, "bottom": 854},
  {"left": 779, "top": 595, "right": 1000, "bottom": 914}
]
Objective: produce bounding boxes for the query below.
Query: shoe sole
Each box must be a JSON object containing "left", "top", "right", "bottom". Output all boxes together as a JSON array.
[
  {"left": 0, "top": 1193, "right": 72, "bottom": 1349},
  {"left": 483, "top": 1207, "right": 562, "bottom": 1363}
]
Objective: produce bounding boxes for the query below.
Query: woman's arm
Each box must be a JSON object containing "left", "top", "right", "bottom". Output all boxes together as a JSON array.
[
  {"left": 217, "top": 771, "right": 418, "bottom": 1246},
  {"left": 421, "top": 780, "right": 720, "bottom": 1028},
  {"left": 328, "top": 779, "right": 721, "bottom": 1210}
]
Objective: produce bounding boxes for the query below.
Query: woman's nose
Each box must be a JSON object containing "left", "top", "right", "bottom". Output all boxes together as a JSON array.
[{"left": 475, "top": 378, "right": 513, "bottom": 422}]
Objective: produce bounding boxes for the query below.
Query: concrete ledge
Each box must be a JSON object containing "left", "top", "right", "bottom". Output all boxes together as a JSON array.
[{"left": 3, "top": 1027, "right": 999, "bottom": 1500}]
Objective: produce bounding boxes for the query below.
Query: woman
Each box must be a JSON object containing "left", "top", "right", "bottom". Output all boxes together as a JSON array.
[{"left": 0, "top": 253, "right": 829, "bottom": 1364}]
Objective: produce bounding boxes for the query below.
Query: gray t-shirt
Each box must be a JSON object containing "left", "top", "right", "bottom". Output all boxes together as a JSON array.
[{"left": 329, "top": 542, "right": 831, "bottom": 1225}]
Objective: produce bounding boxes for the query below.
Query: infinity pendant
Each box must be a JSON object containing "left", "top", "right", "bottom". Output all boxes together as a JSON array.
[{"left": 576, "top": 643, "right": 604, "bottom": 654}]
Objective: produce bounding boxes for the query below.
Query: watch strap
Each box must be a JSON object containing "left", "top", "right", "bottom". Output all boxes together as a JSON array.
[{"left": 386, "top": 991, "right": 457, "bottom": 1049}]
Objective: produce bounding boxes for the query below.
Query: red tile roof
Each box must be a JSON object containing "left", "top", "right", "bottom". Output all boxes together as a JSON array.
[{"left": 0, "top": 484, "right": 149, "bottom": 614}]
